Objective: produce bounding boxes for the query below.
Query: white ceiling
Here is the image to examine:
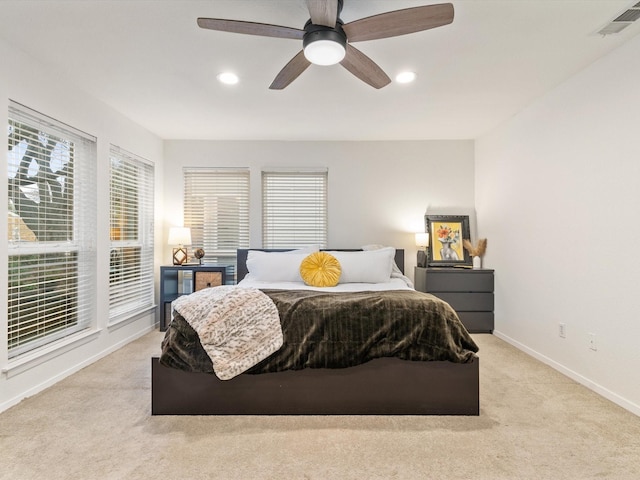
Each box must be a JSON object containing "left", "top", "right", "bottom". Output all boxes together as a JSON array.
[{"left": 0, "top": 0, "right": 638, "bottom": 141}]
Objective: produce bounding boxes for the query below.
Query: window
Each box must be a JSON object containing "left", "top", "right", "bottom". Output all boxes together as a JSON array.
[
  {"left": 183, "top": 168, "right": 250, "bottom": 281},
  {"left": 262, "top": 169, "right": 328, "bottom": 248},
  {"left": 7, "top": 101, "right": 96, "bottom": 358},
  {"left": 109, "top": 146, "right": 155, "bottom": 322}
]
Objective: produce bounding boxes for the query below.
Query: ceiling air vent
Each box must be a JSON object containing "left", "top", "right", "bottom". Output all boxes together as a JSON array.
[{"left": 598, "top": 3, "right": 640, "bottom": 35}]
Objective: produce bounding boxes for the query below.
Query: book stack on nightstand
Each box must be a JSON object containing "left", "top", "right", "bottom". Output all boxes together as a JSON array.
[{"left": 414, "top": 267, "right": 494, "bottom": 333}]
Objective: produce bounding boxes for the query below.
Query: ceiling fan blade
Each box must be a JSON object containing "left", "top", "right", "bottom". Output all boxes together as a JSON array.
[
  {"left": 197, "top": 18, "right": 304, "bottom": 40},
  {"left": 269, "top": 51, "right": 312, "bottom": 90},
  {"left": 340, "top": 44, "right": 391, "bottom": 89},
  {"left": 306, "top": 0, "right": 338, "bottom": 27},
  {"left": 343, "top": 3, "right": 454, "bottom": 43}
]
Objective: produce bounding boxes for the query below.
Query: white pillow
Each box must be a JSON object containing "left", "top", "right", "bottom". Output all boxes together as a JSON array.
[
  {"left": 361, "top": 244, "right": 403, "bottom": 276},
  {"left": 246, "top": 249, "right": 316, "bottom": 282},
  {"left": 326, "top": 247, "right": 395, "bottom": 283},
  {"left": 362, "top": 244, "right": 413, "bottom": 288}
]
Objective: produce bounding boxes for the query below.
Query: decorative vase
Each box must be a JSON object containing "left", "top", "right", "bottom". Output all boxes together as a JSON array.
[{"left": 472, "top": 256, "right": 482, "bottom": 269}]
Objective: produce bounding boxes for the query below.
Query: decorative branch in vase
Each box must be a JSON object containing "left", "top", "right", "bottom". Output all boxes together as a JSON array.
[{"left": 463, "top": 239, "right": 487, "bottom": 269}]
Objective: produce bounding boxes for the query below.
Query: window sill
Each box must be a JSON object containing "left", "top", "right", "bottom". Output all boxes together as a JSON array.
[
  {"left": 108, "top": 305, "right": 157, "bottom": 332},
  {"left": 2, "top": 329, "right": 101, "bottom": 378}
]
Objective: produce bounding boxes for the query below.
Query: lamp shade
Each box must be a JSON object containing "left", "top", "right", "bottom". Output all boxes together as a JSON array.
[
  {"left": 415, "top": 233, "right": 430, "bottom": 248},
  {"left": 168, "top": 227, "right": 192, "bottom": 246}
]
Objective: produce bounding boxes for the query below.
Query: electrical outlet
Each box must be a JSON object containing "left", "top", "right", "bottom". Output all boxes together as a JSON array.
[
  {"left": 588, "top": 333, "right": 597, "bottom": 351},
  {"left": 559, "top": 323, "right": 566, "bottom": 338}
]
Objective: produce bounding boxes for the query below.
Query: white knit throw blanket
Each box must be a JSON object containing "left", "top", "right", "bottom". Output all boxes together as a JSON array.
[{"left": 172, "top": 286, "right": 283, "bottom": 380}]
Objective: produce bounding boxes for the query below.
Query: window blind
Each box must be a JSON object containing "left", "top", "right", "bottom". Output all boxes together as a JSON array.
[
  {"left": 183, "top": 168, "right": 250, "bottom": 282},
  {"left": 262, "top": 169, "right": 328, "bottom": 248},
  {"left": 109, "top": 145, "right": 155, "bottom": 322},
  {"left": 7, "top": 101, "right": 97, "bottom": 358}
]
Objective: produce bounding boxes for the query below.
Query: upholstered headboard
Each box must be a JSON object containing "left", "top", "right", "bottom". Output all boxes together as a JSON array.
[{"left": 236, "top": 248, "right": 405, "bottom": 282}]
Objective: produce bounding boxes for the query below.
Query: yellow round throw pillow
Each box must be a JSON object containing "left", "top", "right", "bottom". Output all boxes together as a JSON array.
[{"left": 299, "top": 252, "right": 341, "bottom": 287}]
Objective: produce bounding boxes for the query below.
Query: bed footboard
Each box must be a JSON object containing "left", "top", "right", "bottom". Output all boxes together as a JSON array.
[{"left": 151, "top": 356, "right": 479, "bottom": 415}]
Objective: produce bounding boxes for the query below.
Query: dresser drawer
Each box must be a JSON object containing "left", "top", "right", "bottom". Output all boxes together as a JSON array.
[
  {"left": 426, "top": 270, "right": 494, "bottom": 292},
  {"left": 431, "top": 292, "right": 494, "bottom": 312},
  {"left": 457, "top": 312, "right": 494, "bottom": 333},
  {"left": 414, "top": 267, "right": 495, "bottom": 333}
]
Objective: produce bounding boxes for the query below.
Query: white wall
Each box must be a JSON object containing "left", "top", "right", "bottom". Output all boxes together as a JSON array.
[
  {"left": 476, "top": 34, "right": 640, "bottom": 415},
  {"left": 0, "top": 38, "right": 164, "bottom": 412},
  {"left": 162, "top": 139, "right": 475, "bottom": 277}
]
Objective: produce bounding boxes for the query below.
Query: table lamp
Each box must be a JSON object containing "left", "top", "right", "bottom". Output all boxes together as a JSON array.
[
  {"left": 415, "top": 232, "right": 429, "bottom": 268},
  {"left": 168, "top": 227, "right": 192, "bottom": 265}
]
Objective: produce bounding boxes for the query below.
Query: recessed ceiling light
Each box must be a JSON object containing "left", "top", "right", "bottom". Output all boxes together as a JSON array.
[
  {"left": 395, "top": 71, "right": 417, "bottom": 84},
  {"left": 217, "top": 72, "right": 239, "bottom": 85}
]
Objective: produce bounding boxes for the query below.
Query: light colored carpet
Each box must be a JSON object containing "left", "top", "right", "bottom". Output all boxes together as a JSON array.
[{"left": 1, "top": 332, "right": 639, "bottom": 480}]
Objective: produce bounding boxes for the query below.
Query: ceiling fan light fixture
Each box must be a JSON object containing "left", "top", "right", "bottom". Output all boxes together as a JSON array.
[
  {"left": 304, "top": 40, "right": 346, "bottom": 65},
  {"left": 303, "top": 29, "right": 347, "bottom": 66},
  {"left": 198, "top": 2, "right": 455, "bottom": 89}
]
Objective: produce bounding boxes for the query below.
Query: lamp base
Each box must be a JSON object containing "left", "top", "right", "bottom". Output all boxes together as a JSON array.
[
  {"left": 172, "top": 247, "right": 187, "bottom": 265},
  {"left": 417, "top": 250, "right": 427, "bottom": 268}
]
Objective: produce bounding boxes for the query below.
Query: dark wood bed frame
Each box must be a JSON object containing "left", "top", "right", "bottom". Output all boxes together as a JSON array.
[{"left": 151, "top": 248, "right": 480, "bottom": 415}]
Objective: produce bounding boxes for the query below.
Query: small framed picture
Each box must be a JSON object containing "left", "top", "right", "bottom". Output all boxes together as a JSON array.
[
  {"left": 425, "top": 215, "right": 472, "bottom": 267},
  {"left": 194, "top": 269, "right": 225, "bottom": 291}
]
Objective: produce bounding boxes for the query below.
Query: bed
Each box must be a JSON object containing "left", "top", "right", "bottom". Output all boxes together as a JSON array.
[{"left": 152, "top": 247, "right": 480, "bottom": 415}]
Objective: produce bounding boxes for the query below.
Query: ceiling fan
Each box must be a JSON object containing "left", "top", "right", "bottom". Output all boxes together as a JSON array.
[{"left": 197, "top": 0, "right": 454, "bottom": 90}]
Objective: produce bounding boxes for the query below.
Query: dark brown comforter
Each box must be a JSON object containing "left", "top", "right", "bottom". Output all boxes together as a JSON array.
[{"left": 160, "top": 289, "right": 478, "bottom": 375}]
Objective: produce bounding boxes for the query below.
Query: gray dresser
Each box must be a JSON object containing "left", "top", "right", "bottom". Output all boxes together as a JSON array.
[{"left": 414, "top": 267, "right": 494, "bottom": 333}]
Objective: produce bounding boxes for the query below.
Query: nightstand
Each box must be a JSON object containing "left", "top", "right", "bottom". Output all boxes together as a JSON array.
[
  {"left": 159, "top": 265, "right": 227, "bottom": 331},
  {"left": 414, "top": 267, "right": 494, "bottom": 333}
]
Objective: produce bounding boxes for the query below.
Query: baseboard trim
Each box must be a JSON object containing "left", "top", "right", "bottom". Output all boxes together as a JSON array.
[
  {"left": 0, "top": 323, "right": 156, "bottom": 414},
  {"left": 493, "top": 330, "right": 640, "bottom": 417}
]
